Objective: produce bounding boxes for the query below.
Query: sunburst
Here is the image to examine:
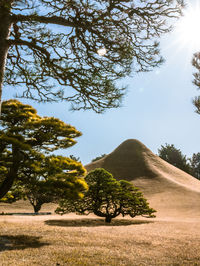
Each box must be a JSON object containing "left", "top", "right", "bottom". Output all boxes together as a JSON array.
[{"left": 175, "top": 1, "right": 200, "bottom": 52}]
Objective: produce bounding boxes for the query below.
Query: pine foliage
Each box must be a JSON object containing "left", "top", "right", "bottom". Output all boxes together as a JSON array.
[
  {"left": 0, "top": 99, "right": 86, "bottom": 200},
  {"left": 56, "top": 168, "right": 156, "bottom": 223},
  {"left": 0, "top": 0, "right": 184, "bottom": 112}
]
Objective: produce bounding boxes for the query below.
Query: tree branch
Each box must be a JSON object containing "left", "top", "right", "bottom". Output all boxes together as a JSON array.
[
  {"left": 11, "top": 14, "right": 91, "bottom": 29},
  {"left": 7, "top": 39, "right": 50, "bottom": 59}
]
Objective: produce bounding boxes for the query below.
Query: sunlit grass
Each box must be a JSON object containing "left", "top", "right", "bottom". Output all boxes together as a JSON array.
[{"left": 0, "top": 212, "right": 200, "bottom": 265}]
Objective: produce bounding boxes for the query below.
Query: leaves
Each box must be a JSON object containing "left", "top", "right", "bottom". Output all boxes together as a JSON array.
[
  {"left": 3, "top": 0, "right": 183, "bottom": 112},
  {"left": 0, "top": 99, "right": 85, "bottom": 200},
  {"left": 8, "top": 154, "right": 87, "bottom": 212},
  {"left": 158, "top": 143, "right": 191, "bottom": 174},
  {"left": 56, "top": 168, "right": 156, "bottom": 222}
]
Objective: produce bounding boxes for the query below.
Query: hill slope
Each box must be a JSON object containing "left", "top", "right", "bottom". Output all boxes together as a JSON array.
[{"left": 85, "top": 139, "right": 200, "bottom": 219}]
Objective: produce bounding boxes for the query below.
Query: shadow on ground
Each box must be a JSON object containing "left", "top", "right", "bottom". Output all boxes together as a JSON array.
[
  {"left": 0, "top": 235, "right": 49, "bottom": 251},
  {"left": 45, "top": 218, "right": 153, "bottom": 227}
]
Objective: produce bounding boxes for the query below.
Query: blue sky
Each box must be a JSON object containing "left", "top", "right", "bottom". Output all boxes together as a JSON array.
[{"left": 3, "top": 0, "right": 200, "bottom": 165}]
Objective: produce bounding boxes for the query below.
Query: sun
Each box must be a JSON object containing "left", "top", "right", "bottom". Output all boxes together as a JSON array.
[{"left": 175, "top": 1, "right": 200, "bottom": 52}]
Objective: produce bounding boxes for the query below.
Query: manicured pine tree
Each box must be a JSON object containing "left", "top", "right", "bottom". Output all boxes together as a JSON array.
[
  {"left": 56, "top": 168, "right": 156, "bottom": 223},
  {"left": 0, "top": 99, "right": 87, "bottom": 200}
]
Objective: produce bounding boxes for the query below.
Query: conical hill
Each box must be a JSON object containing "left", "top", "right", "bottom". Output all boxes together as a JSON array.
[{"left": 85, "top": 139, "right": 200, "bottom": 219}]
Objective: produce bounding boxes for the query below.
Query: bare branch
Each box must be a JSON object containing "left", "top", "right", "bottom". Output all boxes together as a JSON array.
[
  {"left": 7, "top": 39, "right": 50, "bottom": 59},
  {"left": 11, "top": 14, "right": 91, "bottom": 29}
]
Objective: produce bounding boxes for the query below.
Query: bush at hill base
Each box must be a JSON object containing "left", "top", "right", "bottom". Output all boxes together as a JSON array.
[{"left": 56, "top": 168, "right": 156, "bottom": 223}]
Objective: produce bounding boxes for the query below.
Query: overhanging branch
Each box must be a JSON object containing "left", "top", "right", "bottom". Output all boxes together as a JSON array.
[{"left": 11, "top": 14, "right": 91, "bottom": 29}]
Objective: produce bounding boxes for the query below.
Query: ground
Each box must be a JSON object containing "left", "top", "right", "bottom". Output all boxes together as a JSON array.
[{"left": 0, "top": 201, "right": 200, "bottom": 265}]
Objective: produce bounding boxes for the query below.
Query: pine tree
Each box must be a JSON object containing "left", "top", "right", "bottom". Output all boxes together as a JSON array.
[
  {"left": 0, "top": 99, "right": 86, "bottom": 199},
  {"left": 4, "top": 155, "right": 87, "bottom": 213},
  {"left": 189, "top": 153, "right": 200, "bottom": 180},
  {"left": 56, "top": 168, "right": 155, "bottom": 223},
  {"left": 0, "top": 0, "right": 183, "bottom": 113},
  {"left": 158, "top": 143, "right": 191, "bottom": 174}
]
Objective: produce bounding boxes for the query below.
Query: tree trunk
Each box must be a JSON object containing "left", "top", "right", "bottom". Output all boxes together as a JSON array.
[
  {"left": 0, "top": 167, "right": 17, "bottom": 199},
  {"left": 33, "top": 203, "right": 42, "bottom": 213},
  {"left": 0, "top": 1, "right": 13, "bottom": 114},
  {"left": 105, "top": 216, "right": 112, "bottom": 223},
  {"left": 0, "top": 146, "right": 20, "bottom": 199}
]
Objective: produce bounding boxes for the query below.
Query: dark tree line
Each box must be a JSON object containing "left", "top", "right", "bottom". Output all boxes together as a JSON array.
[{"left": 158, "top": 143, "right": 200, "bottom": 180}]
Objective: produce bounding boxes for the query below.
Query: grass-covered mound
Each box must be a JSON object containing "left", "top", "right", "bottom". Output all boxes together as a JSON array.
[{"left": 85, "top": 139, "right": 200, "bottom": 219}]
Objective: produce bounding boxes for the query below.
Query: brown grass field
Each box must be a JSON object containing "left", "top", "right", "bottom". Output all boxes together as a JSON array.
[
  {"left": 0, "top": 201, "right": 200, "bottom": 266},
  {"left": 1, "top": 139, "right": 200, "bottom": 265}
]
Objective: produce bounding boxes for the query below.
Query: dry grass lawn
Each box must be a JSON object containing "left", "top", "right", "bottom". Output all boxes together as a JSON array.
[
  {"left": 0, "top": 201, "right": 200, "bottom": 265},
  {"left": 1, "top": 140, "right": 200, "bottom": 265}
]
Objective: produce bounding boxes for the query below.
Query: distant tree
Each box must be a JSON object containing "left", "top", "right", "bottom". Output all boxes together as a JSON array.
[
  {"left": 158, "top": 144, "right": 191, "bottom": 174},
  {"left": 56, "top": 168, "right": 156, "bottom": 223},
  {"left": 189, "top": 153, "right": 200, "bottom": 180},
  {"left": 91, "top": 154, "right": 106, "bottom": 162},
  {"left": 192, "top": 52, "right": 200, "bottom": 113},
  {"left": 0, "top": 99, "right": 86, "bottom": 199},
  {"left": 0, "top": 1, "right": 183, "bottom": 113}
]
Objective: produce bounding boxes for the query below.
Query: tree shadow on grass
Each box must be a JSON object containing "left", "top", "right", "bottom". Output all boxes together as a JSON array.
[
  {"left": 45, "top": 218, "right": 154, "bottom": 227},
  {"left": 0, "top": 235, "right": 49, "bottom": 252}
]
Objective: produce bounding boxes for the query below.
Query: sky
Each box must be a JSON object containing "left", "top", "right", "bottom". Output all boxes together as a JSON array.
[{"left": 2, "top": 0, "right": 200, "bottom": 165}]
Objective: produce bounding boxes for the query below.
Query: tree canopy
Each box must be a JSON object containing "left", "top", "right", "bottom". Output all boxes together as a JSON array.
[
  {"left": 0, "top": 0, "right": 183, "bottom": 113},
  {"left": 4, "top": 155, "right": 88, "bottom": 213},
  {"left": 189, "top": 152, "right": 200, "bottom": 180},
  {"left": 56, "top": 168, "right": 156, "bottom": 223},
  {"left": 158, "top": 143, "right": 191, "bottom": 174},
  {"left": 0, "top": 99, "right": 86, "bottom": 199}
]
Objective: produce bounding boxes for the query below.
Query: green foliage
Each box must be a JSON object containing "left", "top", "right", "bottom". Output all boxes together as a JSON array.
[
  {"left": 158, "top": 144, "right": 191, "bottom": 174},
  {"left": 56, "top": 168, "right": 156, "bottom": 223},
  {"left": 189, "top": 153, "right": 200, "bottom": 180},
  {"left": 91, "top": 154, "right": 106, "bottom": 162},
  {"left": 0, "top": 192, "right": 15, "bottom": 203},
  {"left": 0, "top": 99, "right": 86, "bottom": 200},
  {"left": 2, "top": 0, "right": 183, "bottom": 112},
  {"left": 9, "top": 155, "right": 87, "bottom": 213}
]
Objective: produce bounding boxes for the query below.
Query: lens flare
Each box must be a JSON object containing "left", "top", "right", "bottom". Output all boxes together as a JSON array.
[
  {"left": 97, "top": 48, "right": 107, "bottom": 56},
  {"left": 176, "top": 2, "right": 200, "bottom": 51}
]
